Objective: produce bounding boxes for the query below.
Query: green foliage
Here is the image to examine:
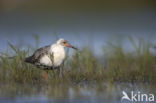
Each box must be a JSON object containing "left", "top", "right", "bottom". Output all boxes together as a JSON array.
[
  {"left": 0, "top": 36, "right": 156, "bottom": 98},
  {"left": 103, "top": 37, "right": 156, "bottom": 83}
]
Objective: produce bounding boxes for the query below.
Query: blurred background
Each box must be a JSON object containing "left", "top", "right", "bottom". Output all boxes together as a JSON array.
[
  {"left": 0, "top": 1, "right": 156, "bottom": 103},
  {"left": 0, "top": 0, "right": 156, "bottom": 53}
]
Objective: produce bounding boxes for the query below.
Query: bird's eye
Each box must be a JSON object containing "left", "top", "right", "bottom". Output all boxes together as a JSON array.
[{"left": 63, "top": 42, "right": 66, "bottom": 44}]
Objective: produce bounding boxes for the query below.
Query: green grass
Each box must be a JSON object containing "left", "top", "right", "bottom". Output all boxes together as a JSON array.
[
  {"left": 0, "top": 37, "right": 156, "bottom": 99},
  {"left": 0, "top": 36, "right": 156, "bottom": 98},
  {"left": 0, "top": 36, "right": 156, "bottom": 84}
]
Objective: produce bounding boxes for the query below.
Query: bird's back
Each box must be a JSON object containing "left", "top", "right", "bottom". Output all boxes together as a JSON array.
[{"left": 25, "top": 45, "right": 51, "bottom": 64}]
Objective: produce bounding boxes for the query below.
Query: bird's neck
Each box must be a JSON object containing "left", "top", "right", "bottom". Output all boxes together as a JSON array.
[{"left": 50, "top": 44, "right": 65, "bottom": 52}]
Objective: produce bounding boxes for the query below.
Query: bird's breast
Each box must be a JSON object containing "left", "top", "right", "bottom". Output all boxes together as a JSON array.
[{"left": 51, "top": 46, "right": 65, "bottom": 67}]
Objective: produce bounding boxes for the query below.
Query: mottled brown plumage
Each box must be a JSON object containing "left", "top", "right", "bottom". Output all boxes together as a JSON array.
[
  {"left": 25, "top": 39, "right": 78, "bottom": 70},
  {"left": 25, "top": 45, "right": 51, "bottom": 65}
]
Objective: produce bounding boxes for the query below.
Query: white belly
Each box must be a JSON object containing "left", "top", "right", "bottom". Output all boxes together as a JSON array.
[
  {"left": 39, "top": 55, "right": 52, "bottom": 66},
  {"left": 53, "top": 51, "right": 65, "bottom": 67},
  {"left": 39, "top": 45, "right": 65, "bottom": 67}
]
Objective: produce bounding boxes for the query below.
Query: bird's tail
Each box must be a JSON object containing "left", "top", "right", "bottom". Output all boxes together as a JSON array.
[{"left": 24, "top": 56, "right": 33, "bottom": 64}]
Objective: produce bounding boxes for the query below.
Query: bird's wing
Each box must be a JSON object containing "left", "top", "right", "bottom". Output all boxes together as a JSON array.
[{"left": 31, "top": 45, "right": 51, "bottom": 63}]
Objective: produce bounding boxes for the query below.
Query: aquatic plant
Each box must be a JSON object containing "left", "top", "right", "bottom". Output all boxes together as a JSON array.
[{"left": 0, "top": 36, "right": 156, "bottom": 99}]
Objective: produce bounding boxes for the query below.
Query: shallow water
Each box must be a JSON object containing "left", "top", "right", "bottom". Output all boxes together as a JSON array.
[{"left": 0, "top": 82, "right": 155, "bottom": 103}]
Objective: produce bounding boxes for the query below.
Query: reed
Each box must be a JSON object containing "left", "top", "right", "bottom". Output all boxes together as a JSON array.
[{"left": 0, "top": 36, "right": 156, "bottom": 87}]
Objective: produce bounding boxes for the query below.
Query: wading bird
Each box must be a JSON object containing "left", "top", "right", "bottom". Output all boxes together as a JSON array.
[{"left": 25, "top": 38, "right": 77, "bottom": 80}]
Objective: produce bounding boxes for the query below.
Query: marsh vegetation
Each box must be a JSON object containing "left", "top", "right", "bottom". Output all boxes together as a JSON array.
[{"left": 0, "top": 36, "right": 156, "bottom": 102}]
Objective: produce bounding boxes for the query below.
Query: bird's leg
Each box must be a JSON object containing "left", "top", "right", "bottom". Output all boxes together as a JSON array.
[{"left": 43, "top": 71, "right": 48, "bottom": 81}]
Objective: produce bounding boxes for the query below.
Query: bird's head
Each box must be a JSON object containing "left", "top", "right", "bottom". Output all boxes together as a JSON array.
[{"left": 56, "top": 38, "right": 78, "bottom": 50}]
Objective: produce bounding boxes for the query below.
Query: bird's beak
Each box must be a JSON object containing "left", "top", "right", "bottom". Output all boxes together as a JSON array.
[
  {"left": 65, "top": 43, "right": 78, "bottom": 50},
  {"left": 71, "top": 45, "right": 78, "bottom": 50}
]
